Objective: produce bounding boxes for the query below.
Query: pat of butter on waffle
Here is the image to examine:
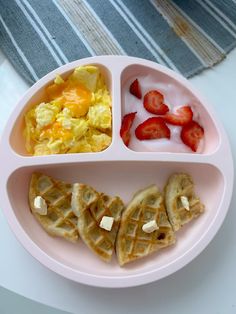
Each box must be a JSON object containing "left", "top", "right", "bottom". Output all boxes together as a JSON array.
[
  {"left": 34, "top": 196, "right": 47, "bottom": 215},
  {"left": 142, "top": 220, "right": 159, "bottom": 233},
  {"left": 100, "top": 216, "right": 114, "bottom": 231},
  {"left": 116, "top": 185, "right": 175, "bottom": 266},
  {"left": 164, "top": 173, "right": 205, "bottom": 231},
  {"left": 72, "top": 183, "right": 124, "bottom": 262},
  {"left": 29, "top": 173, "right": 79, "bottom": 242}
]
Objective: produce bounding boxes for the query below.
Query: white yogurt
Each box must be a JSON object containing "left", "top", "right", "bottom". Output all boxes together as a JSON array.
[{"left": 122, "top": 74, "right": 205, "bottom": 153}]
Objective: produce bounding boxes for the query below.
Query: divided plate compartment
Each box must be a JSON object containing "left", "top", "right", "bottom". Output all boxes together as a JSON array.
[{"left": 0, "top": 56, "right": 233, "bottom": 288}]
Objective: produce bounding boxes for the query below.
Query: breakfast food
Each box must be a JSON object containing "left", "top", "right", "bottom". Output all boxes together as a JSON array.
[
  {"left": 164, "top": 173, "right": 205, "bottom": 231},
  {"left": 143, "top": 90, "right": 169, "bottom": 115},
  {"left": 120, "top": 112, "right": 137, "bottom": 146},
  {"left": 28, "top": 171, "right": 205, "bottom": 265},
  {"left": 129, "top": 78, "right": 142, "bottom": 99},
  {"left": 135, "top": 117, "right": 170, "bottom": 140},
  {"left": 72, "top": 183, "right": 124, "bottom": 262},
  {"left": 121, "top": 78, "right": 205, "bottom": 152},
  {"left": 181, "top": 121, "right": 204, "bottom": 152},
  {"left": 116, "top": 185, "right": 176, "bottom": 266},
  {"left": 29, "top": 173, "right": 79, "bottom": 242},
  {"left": 163, "top": 106, "right": 193, "bottom": 126},
  {"left": 24, "top": 66, "right": 112, "bottom": 155}
]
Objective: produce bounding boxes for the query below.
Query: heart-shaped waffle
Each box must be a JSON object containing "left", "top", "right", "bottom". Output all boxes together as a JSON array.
[
  {"left": 29, "top": 173, "right": 79, "bottom": 242},
  {"left": 164, "top": 173, "right": 205, "bottom": 231},
  {"left": 116, "top": 185, "right": 175, "bottom": 266},
  {"left": 72, "top": 183, "right": 124, "bottom": 262}
]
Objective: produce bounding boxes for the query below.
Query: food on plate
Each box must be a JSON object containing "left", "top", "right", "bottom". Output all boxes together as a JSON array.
[
  {"left": 135, "top": 117, "right": 170, "bottom": 140},
  {"left": 120, "top": 112, "right": 137, "bottom": 146},
  {"left": 24, "top": 65, "right": 112, "bottom": 155},
  {"left": 123, "top": 78, "right": 205, "bottom": 152},
  {"left": 72, "top": 183, "right": 124, "bottom": 262},
  {"left": 116, "top": 185, "right": 176, "bottom": 266},
  {"left": 129, "top": 78, "right": 142, "bottom": 99},
  {"left": 163, "top": 105, "right": 193, "bottom": 126},
  {"left": 181, "top": 120, "right": 204, "bottom": 152},
  {"left": 29, "top": 173, "right": 79, "bottom": 242},
  {"left": 164, "top": 173, "right": 205, "bottom": 231},
  {"left": 143, "top": 90, "right": 169, "bottom": 115},
  {"left": 28, "top": 171, "right": 205, "bottom": 265}
]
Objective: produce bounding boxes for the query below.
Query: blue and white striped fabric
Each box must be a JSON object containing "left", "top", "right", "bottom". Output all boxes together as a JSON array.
[{"left": 0, "top": 0, "right": 236, "bottom": 85}]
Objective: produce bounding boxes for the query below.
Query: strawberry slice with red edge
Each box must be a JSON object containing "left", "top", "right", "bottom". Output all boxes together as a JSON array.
[
  {"left": 181, "top": 120, "right": 204, "bottom": 152},
  {"left": 135, "top": 117, "right": 170, "bottom": 140},
  {"left": 163, "top": 105, "right": 193, "bottom": 126},
  {"left": 143, "top": 90, "right": 169, "bottom": 115},
  {"left": 129, "top": 79, "right": 142, "bottom": 99},
  {"left": 120, "top": 112, "right": 137, "bottom": 146}
]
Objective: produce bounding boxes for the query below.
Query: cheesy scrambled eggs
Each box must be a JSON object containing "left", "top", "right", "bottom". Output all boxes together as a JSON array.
[{"left": 24, "top": 66, "right": 112, "bottom": 155}]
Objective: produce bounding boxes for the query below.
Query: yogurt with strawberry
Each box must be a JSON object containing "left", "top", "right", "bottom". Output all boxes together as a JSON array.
[{"left": 121, "top": 74, "right": 205, "bottom": 153}]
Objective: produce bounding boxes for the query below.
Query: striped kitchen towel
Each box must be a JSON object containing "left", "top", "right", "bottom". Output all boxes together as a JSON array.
[{"left": 0, "top": 0, "right": 236, "bottom": 85}]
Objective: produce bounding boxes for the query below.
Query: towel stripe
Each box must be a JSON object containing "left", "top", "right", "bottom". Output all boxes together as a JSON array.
[
  {"left": 122, "top": 0, "right": 204, "bottom": 76},
  {"left": 26, "top": 0, "right": 93, "bottom": 59},
  {"left": 172, "top": 0, "right": 235, "bottom": 52},
  {"left": 83, "top": 0, "right": 127, "bottom": 55},
  {"left": 51, "top": 0, "right": 95, "bottom": 56},
  {"left": 151, "top": 0, "right": 207, "bottom": 67},
  {"left": 58, "top": 0, "right": 125, "bottom": 56},
  {"left": 197, "top": 0, "right": 236, "bottom": 39},
  {"left": 201, "top": 0, "right": 236, "bottom": 34},
  {"left": 0, "top": 21, "right": 36, "bottom": 84},
  {"left": 0, "top": 13, "right": 38, "bottom": 81},
  {"left": 22, "top": 0, "right": 70, "bottom": 63},
  {"left": 15, "top": 0, "right": 63, "bottom": 66},
  {"left": 109, "top": 0, "right": 176, "bottom": 69},
  {"left": 0, "top": 0, "right": 59, "bottom": 79},
  {"left": 151, "top": 0, "right": 224, "bottom": 68},
  {"left": 210, "top": 0, "right": 236, "bottom": 25},
  {"left": 1, "top": 0, "right": 236, "bottom": 84},
  {"left": 85, "top": 0, "right": 160, "bottom": 63}
]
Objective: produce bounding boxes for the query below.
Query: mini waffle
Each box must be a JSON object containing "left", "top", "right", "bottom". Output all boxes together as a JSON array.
[
  {"left": 72, "top": 183, "right": 124, "bottom": 262},
  {"left": 116, "top": 185, "right": 175, "bottom": 266},
  {"left": 29, "top": 173, "right": 79, "bottom": 242},
  {"left": 164, "top": 173, "right": 205, "bottom": 231}
]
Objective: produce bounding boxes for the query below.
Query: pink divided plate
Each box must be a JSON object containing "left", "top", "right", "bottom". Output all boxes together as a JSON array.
[{"left": 0, "top": 56, "right": 233, "bottom": 288}]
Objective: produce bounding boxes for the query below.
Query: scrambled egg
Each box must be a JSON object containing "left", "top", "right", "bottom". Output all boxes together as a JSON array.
[{"left": 24, "top": 66, "right": 112, "bottom": 155}]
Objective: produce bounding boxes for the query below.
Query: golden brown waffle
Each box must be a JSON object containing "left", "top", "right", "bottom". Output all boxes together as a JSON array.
[
  {"left": 29, "top": 173, "right": 79, "bottom": 242},
  {"left": 164, "top": 173, "right": 205, "bottom": 231},
  {"left": 72, "top": 183, "right": 124, "bottom": 262},
  {"left": 116, "top": 185, "right": 176, "bottom": 266}
]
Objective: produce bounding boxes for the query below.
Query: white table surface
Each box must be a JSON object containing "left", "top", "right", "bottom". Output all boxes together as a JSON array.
[{"left": 0, "top": 48, "right": 236, "bottom": 314}]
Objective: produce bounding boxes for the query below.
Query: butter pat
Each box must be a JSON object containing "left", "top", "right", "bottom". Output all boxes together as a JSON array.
[
  {"left": 142, "top": 220, "right": 159, "bottom": 233},
  {"left": 180, "top": 196, "right": 190, "bottom": 211},
  {"left": 34, "top": 196, "right": 48, "bottom": 215},
  {"left": 99, "top": 216, "right": 114, "bottom": 231}
]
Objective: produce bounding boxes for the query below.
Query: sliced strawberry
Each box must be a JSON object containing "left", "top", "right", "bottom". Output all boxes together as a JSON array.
[
  {"left": 120, "top": 112, "right": 137, "bottom": 146},
  {"left": 143, "top": 90, "right": 169, "bottom": 115},
  {"left": 181, "top": 120, "right": 204, "bottom": 152},
  {"left": 135, "top": 117, "right": 170, "bottom": 140},
  {"left": 163, "top": 105, "right": 193, "bottom": 126},
  {"left": 129, "top": 79, "right": 142, "bottom": 99}
]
